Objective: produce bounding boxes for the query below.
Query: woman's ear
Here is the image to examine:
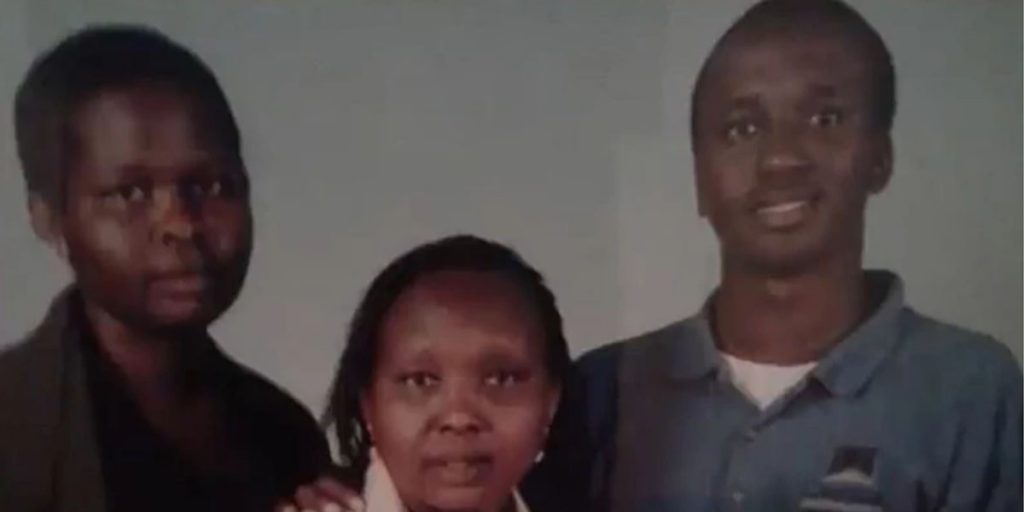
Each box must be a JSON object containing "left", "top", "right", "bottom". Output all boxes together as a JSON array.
[
  {"left": 28, "top": 193, "right": 67, "bottom": 260},
  {"left": 545, "top": 385, "right": 562, "bottom": 428},
  {"left": 359, "top": 393, "right": 374, "bottom": 442}
]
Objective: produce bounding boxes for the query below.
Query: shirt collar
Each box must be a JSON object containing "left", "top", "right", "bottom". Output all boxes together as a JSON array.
[
  {"left": 811, "top": 270, "right": 905, "bottom": 397},
  {"left": 364, "top": 450, "right": 531, "bottom": 512},
  {"left": 666, "top": 313, "right": 721, "bottom": 381},
  {"left": 667, "top": 270, "right": 906, "bottom": 396}
]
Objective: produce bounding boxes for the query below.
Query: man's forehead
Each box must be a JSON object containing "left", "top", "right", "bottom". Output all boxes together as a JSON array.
[
  {"left": 71, "top": 85, "right": 231, "bottom": 162},
  {"left": 707, "top": 29, "right": 874, "bottom": 90},
  {"left": 77, "top": 90, "right": 194, "bottom": 137}
]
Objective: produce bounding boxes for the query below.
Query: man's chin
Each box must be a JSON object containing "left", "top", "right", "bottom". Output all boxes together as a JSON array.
[
  {"left": 737, "top": 241, "right": 830, "bottom": 277},
  {"left": 141, "top": 302, "right": 222, "bottom": 334}
]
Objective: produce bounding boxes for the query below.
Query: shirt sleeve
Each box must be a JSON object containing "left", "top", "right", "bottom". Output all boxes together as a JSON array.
[
  {"left": 521, "top": 345, "right": 623, "bottom": 512},
  {"left": 520, "top": 360, "right": 601, "bottom": 511},
  {"left": 943, "top": 340, "right": 1022, "bottom": 512}
]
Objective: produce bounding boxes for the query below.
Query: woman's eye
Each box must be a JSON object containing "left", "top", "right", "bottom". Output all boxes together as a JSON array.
[
  {"left": 725, "top": 120, "right": 758, "bottom": 142},
  {"left": 485, "top": 370, "right": 525, "bottom": 388},
  {"left": 398, "top": 372, "right": 439, "bottom": 390},
  {"left": 810, "top": 108, "right": 843, "bottom": 128}
]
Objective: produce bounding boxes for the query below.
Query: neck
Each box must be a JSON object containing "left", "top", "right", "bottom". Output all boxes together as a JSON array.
[
  {"left": 713, "top": 251, "right": 868, "bottom": 365},
  {"left": 82, "top": 299, "right": 210, "bottom": 401}
]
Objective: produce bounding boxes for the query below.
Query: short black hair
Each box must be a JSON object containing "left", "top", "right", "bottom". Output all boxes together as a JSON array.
[
  {"left": 15, "top": 24, "right": 242, "bottom": 207},
  {"left": 323, "top": 234, "right": 573, "bottom": 485},
  {"left": 690, "top": 0, "right": 896, "bottom": 146}
]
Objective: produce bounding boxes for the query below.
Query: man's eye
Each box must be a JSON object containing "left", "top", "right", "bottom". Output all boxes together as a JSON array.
[
  {"left": 725, "top": 120, "right": 758, "bottom": 142},
  {"left": 484, "top": 370, "right": 525, "bottom": 388},
  {"left": 399, "top": 372, "right": 439, "bottom": 389},
  {"left": 185, "top": 177, "right": 225, "bottom": 199},
  {"left": 810, "top": 108, "right": 843, "bottom": 128},
  {"left": 103, "top": 184, "right": 148, "bottom": 205}
]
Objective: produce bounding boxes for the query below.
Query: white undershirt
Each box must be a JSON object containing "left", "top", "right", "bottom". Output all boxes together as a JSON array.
[{"left": 720, "top": 352, "right": 817, "bottom": 410}]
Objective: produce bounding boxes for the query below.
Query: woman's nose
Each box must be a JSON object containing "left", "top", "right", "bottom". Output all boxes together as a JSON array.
[{"left": 434, "top": 383, "right": 487, "bottom": 435}]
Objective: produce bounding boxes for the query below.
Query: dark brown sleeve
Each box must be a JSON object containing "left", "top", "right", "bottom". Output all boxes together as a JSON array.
[{"left": 227, "top": 364, "right": 333, "bottom": 500}]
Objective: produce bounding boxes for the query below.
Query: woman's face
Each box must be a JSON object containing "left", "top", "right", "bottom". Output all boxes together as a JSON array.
[{"left": 361, "top": 270, "right": 560, "bottom": 512}]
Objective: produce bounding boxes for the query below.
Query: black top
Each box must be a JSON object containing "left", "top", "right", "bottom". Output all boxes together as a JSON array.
[{"left": 76, "top": 302, "right": 330, "bottom": 512}]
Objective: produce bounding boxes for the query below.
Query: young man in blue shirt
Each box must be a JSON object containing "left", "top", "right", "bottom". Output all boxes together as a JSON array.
[{"left": 556, "top": 1, "right": 1023, "bottom": 510}]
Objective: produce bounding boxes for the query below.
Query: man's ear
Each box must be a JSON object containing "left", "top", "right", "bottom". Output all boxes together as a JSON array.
[
  {"left": 867, "top": 135, "right": 893, "bottom": 195},
  {"left": 28, "top": 193, "right": 67, "bottom": 260},
  {"left": 695, "top": 160, "right": 710, "bottom": 218}
]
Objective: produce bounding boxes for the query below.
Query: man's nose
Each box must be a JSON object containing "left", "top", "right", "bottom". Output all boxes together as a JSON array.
[
  {"left": 151, "top": 186, "right": 198, "bottom": 245},
  {"left": 757, "top": 122, "right": 812, "bottom": 179}
]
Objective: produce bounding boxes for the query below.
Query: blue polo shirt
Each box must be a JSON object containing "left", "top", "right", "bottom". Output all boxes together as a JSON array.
[{"left": 565, "top": 271, "right": 1021, "bottom": 512}]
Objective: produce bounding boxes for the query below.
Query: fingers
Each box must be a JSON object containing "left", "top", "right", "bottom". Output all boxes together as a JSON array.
[
  {"left": 313, "top": 476, "right": 365, "bottom": 511},
  {"left": 297, "top": 484, "right": 334, "bottom": 512},
  {"left": 278, "top": 480, "right": 363, "bottom": 512},
  {"left": 279, "top": 470, "right": 367, "bottom": 512}
]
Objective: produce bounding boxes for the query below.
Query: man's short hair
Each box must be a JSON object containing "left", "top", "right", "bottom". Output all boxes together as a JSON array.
[
  {"left": 690, "top": 0, "right": 896, "bottom": 146},
  {"left": 15, "top": 25, "right": 242, "bottom": 207}
]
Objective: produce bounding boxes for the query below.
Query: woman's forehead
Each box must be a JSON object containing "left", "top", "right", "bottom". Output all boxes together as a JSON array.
[
  {"left": 396, "top": 271, "right": 534, "bottom": 320},
  {"left": 377, "top": 272, "right": 545, "bottom": 357}
]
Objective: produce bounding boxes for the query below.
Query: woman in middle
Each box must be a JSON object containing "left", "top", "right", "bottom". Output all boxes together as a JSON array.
[{"left": 280, "top": 235, "right": 576, "bottom": 512}]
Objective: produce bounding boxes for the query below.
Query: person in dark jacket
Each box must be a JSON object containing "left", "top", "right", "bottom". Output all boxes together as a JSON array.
[{"left": 0, "top": 25, "right": 330, "bottom": 512}]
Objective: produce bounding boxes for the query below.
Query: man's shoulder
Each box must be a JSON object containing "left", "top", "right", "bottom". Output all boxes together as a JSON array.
[
  {"left": 575, "top": 315, "right": 704, "bottom": 378},
  {"left": 218, "top": 354, "right": 331, "bottom": 474},
  {"left": 897, "top": 308, "right": 1019, "bottom": 375},
  {"left": 0, "top": 327, "right": 57, "bottom": 396},
  {"left": 221, "top": 355, "right": 322, "bottom": 431},
  {"left": 0, "top": 336, "right": 38, "bottom": 373},
  {"left": 887, "top": 308, "right": 1022, "bottom": 399},
  {"left": 0, "top": 291, "right": 72, "bottom": 387}
]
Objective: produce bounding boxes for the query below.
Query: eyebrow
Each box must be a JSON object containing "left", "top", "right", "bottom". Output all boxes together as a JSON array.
[
  {"left": 390, "top": 343, "right": 434, "bottom": 366},
  {"left": 806, "top": 84, "right": 842, "bottom": 98},
  {"left": 117, "top": 156, "right": 223, "bottom": 177},
  {"left": 95, "top": 163, "right": 153, "bottom": 184},
  {"left": 725, "top": 95, "right": 761, "bottom": 112},
  {"left": 477, "top": 346, "right": 534, "bottom": 367}
]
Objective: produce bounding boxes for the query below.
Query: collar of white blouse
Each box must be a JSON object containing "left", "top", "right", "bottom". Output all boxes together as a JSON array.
[{"left": 363, "top": 450, "right": 531, "bottom": 512}]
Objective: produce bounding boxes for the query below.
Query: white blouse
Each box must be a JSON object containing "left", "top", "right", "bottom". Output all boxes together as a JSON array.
[{"left": 363, "top": 451, "right": 530, "bottom": 512}]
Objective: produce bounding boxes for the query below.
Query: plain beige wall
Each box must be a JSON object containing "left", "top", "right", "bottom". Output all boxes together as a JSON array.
[{"left": 0, "top": 0, "right": 1020, "bottom": 413}]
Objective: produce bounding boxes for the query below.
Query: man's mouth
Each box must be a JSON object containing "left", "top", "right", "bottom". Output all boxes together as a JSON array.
[
  {"left": 754, "top": 197, "right": 816, "bottom": 229},
  {"left": 149, "top": 270, "right": 212, "bottom": 297}
]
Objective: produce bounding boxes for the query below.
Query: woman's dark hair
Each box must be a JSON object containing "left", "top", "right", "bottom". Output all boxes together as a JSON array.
[
  {"left": 323, "top": 234, "right": 572, "bottom": 485},
  {"left": 15, "top": 24, "right": 243, "bottom": 208}
]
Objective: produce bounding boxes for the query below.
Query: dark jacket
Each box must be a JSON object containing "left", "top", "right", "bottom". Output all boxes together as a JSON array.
[{"left": 0, "top": 289, "right": 330, "bottom": 511}]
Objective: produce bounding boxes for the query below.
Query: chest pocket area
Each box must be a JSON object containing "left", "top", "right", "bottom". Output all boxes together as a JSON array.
[{"left": 797, "top": 445, "right": 937, "bottom": 512}]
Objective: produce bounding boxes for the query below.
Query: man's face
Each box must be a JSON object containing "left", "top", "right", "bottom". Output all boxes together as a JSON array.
[
  {"left": 57, "top": 83, "right": 251, "bottom": 331},
  {"left": 693, "top": 30, "right": 891, "bottom": 274},
  {"left": 362, "top": 271, "right": 559, "bottom": 512}
]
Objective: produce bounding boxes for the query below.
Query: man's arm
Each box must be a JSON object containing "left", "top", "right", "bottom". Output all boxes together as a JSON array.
[
  {"left": 522, "top": 343, "right": 624, "bottom": 512},
  {"left": 943, "top": 341, "right": 1022, "bottom": 512}
]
